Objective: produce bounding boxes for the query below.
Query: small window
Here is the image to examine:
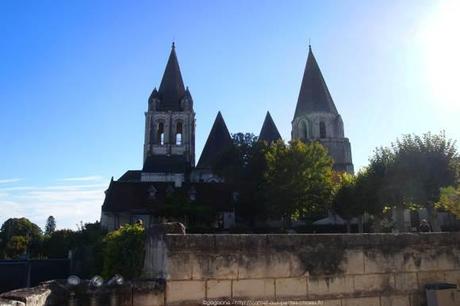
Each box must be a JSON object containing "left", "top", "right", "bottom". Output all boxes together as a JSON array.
[
  {"left": 298, "top": 120, "right": 309, "bottom": 140},
  {"left": 157, "top": 122, "right": 165, "bottom": 145},
  {"left": 176, "top": 122, "right": 183, "bottom": 145},
  {"left": 320, "top": 122, "right": 326, "bottom": 138}
]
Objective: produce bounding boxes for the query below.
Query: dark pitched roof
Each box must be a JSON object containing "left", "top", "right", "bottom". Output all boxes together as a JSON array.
[
  {"left": 196, "top": 112, "right": 233, "bottom": 169},
  {"left": 157, "top": 43, "right": 186, "bottom": 111},
  {"left": 119, "top": 170, "right": 142, "bottom": 182},
  {"left": 259, "top": 111, "right": 282, "bottom": 143},
  {"left": 294, "top": 46, "right": 338, "bottom": 118},
  {"left": 102, "top": 181, "right": 235, "bottom": 213},
  {"left": 142, "top": 155, "right": 189, "bottom": 173}
]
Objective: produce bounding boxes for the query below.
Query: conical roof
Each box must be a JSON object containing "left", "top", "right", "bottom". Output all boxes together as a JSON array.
[
  {"left": 196, "top": 112, "right": 233, "bottom": 169},
  {"left": 294, "top": 46, "right": 338, "bottom": 118},
  {"left": 259, "top": 111, "right": 282, "bottom": 143},
  {"left": 157, "top": 43, "right": 186, "bottom": 111}
]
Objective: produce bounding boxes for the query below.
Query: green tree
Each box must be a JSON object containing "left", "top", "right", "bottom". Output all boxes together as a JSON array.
[
  {"left": 0, "top": 218, "right": 43, "bottom": 258},
  {"left": 102, "top": 223, "right": 145, "bottom": 279},
  {"left": 5, "top": 235, "right": 28, "bottom": 258},
  {"left": 43, "top": 229, "right": 76, "bottom": 258},
  {"left": 437, "top": 186, "right": 460, "bottom": 218},
  {"left": 213, "top": 133, "right": 270, "bottom": 226},
  {"left": 45, "top": 216, "right": 56, "bottom": 236},
  {"left": 367, "top": 132, "right": 459, "bottom": 231},
  {"left": 264, "top": 140, "right": 335, "bottom": 225},
  {"left": 332, "top": 173, "right": 357, "bottom": 232}
]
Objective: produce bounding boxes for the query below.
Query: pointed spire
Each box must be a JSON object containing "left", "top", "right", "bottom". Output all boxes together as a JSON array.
[
  {"left": 157, "top": 43, "right": 186, "bottom": 111},
  {"left": 197, "top": 112, "right": 233, "bottom": 169},
  {"left": 259, "top": 111, "right": 282, "bottom": 143},
  {"left": 294, "top": 46, "right": 338, "bottom": 118}
]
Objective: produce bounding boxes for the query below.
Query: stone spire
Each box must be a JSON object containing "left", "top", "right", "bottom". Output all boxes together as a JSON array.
[
  {"left": 294, "top": 46, "right": 338, "bottom": 118},
  {"left": 196, "top": 112, "right": 233, "bottom": 169},
  {"left": 259, "top": 111, "right": 282, "bottom": 143},
  {"left": 157, "top": 42, "right": 186, "bottom": 111}
]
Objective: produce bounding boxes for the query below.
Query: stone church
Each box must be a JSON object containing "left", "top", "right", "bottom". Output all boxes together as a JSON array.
[{"left": 100, "top": 43, "right": 353, "bottom": 231}]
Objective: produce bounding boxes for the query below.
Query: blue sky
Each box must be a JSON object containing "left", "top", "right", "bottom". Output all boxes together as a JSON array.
[{"left": 1, "top": 0, "right": 459, "bottom": 229}]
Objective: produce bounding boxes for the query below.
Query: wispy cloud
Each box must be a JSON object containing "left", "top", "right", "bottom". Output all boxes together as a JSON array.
[
  {"left": 0, "top": 176, "right": 109, "bottom": 230},
  {"left": 0, "top": 178, "right": 22, "bottom": 184},
  {"left": 60, "top": 175, "right": 104, "bottom": 182}
]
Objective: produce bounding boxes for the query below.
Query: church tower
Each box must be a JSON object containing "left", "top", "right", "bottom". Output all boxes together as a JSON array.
[
  {"left": 143, "top": 43, "right": 195, "bottom": 182},
  {"left": 292, "top": 46, "right": 354, "bottom": 173}
]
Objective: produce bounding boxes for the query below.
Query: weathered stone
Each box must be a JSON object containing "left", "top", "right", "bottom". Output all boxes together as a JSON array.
[
  {"left": 380, "top": 295, "right": 411, "bottom": 306},
  {"left": 353, "top": 273, "right": 395, "bottom": 292},
  {"left": 208, "top": 254, "right": 238, "bottom": 279},
  {"left": 444, "top": 270, "right": 460, "bottom": 287},
  {"left": 0, "top": 298, "right": 25, "bottom": 306},
  {"left": 132, "top": 280, "right": 165, "bottom": 306},
  {"left": 232, "top": 279, "right": 275, "bottom": 298},
  {"left": 416, "top": 271, "right": 446, "bottom": 290},
  {"left": 341, "top": 296, "right": 380, "bottom": 306},
  {"left": 341, "top": 249, "right": 364, "bottom": 274},
  {"left": 275, "top": 277, "right": 307, "bottom": 298},
  {"left": 0, "top": 286, "right": 51, "bottom": 306},
  {"left": 393, "top": 272, "right": 418, "bottom": 291},
  {"left": 166, "top": 280, "right": 205, "bottom": 304},
  {"left": 168, "top": 253, "right": 192, "bottom": 280},
  {"left": 307, "top": 276, "right": 354, "bottom": 296},
  {"left": 206, "top": 280, "right": 231, "bottom": 299}
]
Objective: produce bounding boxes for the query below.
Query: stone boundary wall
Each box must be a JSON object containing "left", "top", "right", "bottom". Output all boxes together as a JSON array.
[{"left": 158, "top": 233, "right": 460, "bottom": 306}]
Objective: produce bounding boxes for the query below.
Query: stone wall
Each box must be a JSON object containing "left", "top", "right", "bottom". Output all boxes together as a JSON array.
[
  {"left": 1, "top": 233, "right": 459, "bottom": 306},
  {"left": 154, "top": 233, "right": 460, "bottom": 306}
]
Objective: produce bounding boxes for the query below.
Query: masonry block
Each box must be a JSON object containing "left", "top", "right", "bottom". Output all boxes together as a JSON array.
[
  {"left": 208, "top": 254, "right": 239, "bottom": 279},
  {"left": 168, "top": 253, "right": 192, "bottom": 280},
  {"left": 132, "top": 281, "right": 165, "bottom": 306},
  {"left": 275, "top": 277, "right": 307, "bottom": 298},
  {"left": 393, "top": 272, "right": 418, "bottom": 291},
  {"left": 190, "top": 254, "right": 210, "bottom": 280},
  {"left": 307, "top": 275, "right": 354, "bottom": 296},
  {"left": 342, "top": 296, "right": 380, "bottom": 306},
  {"left": 444, "top": 270, "right": 460, "bottom": 287},
  {"left": 353, "top": 273, "right": 395, "bottom": 292},
  {"left": 321, "top": 299, "right": 342, "bottom": 306},
  {"left": 166, "top": 280, "right": 205, "bottom": 304},
  {"left": 380, "top": 295, "right": 411, "bottom": 306},
  {"left": 341, "top": 249, "right": 364, "bottom": 274},
  {"left": 232, "top": 279, "right": 275, "bottom": 298},
  {"left": 416, "top": 271, "right": 445, "bottom": 290},
  {"left": 206, "top": 280, "right": 232, "bottom": 299}
]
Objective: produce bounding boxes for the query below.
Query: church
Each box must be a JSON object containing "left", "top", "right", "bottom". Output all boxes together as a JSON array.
[{"left": 100, "top": 43, "right": 353, "bottom": 231}]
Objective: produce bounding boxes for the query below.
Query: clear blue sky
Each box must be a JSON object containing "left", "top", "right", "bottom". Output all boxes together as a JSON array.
[{"left": 1, "top": 0, "right": 459, "bottom": 229}]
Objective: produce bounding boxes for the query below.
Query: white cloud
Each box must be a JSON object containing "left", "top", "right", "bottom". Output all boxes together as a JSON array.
[
  {"left": 0, "top": 176, "right": 109, "bottom": 230},
  {"left": 60, "top": 175, "right": 105, "bottom": 182},
  {"left": 0, "top": 178, "right": 22, "bottom": 184}
]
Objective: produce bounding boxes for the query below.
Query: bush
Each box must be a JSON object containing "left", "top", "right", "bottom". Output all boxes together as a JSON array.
[{"left": 102, "top": 223, "right": 145, "bottom": 279}]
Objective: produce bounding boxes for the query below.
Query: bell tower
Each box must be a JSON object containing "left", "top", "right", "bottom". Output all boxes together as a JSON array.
[
  {"left": 292, "top": 46, "right": 353, "bottom": 173},
  {"left": 143, "top": 43, "right": 195, "bottom": 178}
]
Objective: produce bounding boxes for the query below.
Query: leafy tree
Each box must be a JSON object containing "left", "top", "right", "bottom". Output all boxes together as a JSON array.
[
  {"left": 436, "top": 186, "right": 460, "bottom": 218},
  {"left": 366, "top": 132, "right": 459, "bottom": 231},
  {"left": 332, "top": 173, "right": 357, "bottom": 232},
  {"left": 45, "top": 216, "right": 56, "bottom": 236},
  {"left": 0, "top": 218, "right": 43, "bottom": 258},
  {"left": 5, "top": 235, "right": 28, "bottom": 258},
  {"left": 213, "top": 133, "right": 270, "bottom": 225},
  {"left": 102, "top": 223, "right": 145, "bottom": 279},
  {"left": 43, "top": 229, "right": 76, "bottom": 258},
  {"left": 264, "top": 140, "right": 335, "bottom": 225}
]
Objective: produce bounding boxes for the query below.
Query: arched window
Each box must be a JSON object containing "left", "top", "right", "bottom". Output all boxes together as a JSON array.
[
  {"left": 157, "top": 122, "right": 165, "bottom": 145},
  {"left": 320, "top": 121, "right": 326, "bottom": 138},
  {"left": 175, "top": 122, "right": 183, "bottom": 145},
  {"left": 299, "top": 120, "right": 309, "bottom": 140}
]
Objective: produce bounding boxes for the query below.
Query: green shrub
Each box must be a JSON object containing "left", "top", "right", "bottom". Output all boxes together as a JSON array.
[{"left": 102, "top": 223, "right": 145, "bottom": 279}]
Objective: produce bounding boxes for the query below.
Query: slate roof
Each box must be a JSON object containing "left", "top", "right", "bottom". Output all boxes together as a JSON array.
[
  {"left": 294, "top": 46, "right": 338, "bottom": 118},
  {"left": 119, "top": 170, "right": 142, "bottom": 182},
  {"left": 102, "top": 180, "right": 235, "bottom": 213},
  {"left": 258, "top": 111, "right": 282, "bottom": 143},
  {"left": 196, "top": 112, "right": 233, "bottom": 169},
  {"left": 156, "top": 43, "right": 186, "bottom": 111},
  {"left": 142, "top": 155, "right": 189, "bottom": 173}
]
